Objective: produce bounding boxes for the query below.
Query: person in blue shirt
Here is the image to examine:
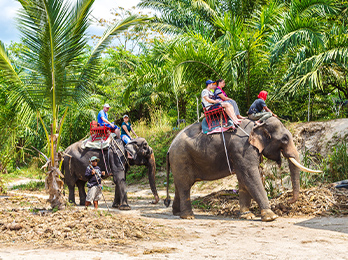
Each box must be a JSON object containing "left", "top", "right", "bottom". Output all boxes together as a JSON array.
[
  {"left": 248, "top": 91, "right": 277, "bottom": 124},
  {"left": 121, "top": 114, "right": 138, "bottom": 144},
  {"left": 97, "top": 103, "right": 120, "bottom": 138}
]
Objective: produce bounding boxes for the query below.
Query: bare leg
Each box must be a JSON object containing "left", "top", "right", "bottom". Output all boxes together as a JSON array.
[
  {"left": 221, "top": 103, "right": 241, "bottom": 124},
  {"left": 85, "top": 201, "right": 91, "bottom": 209},
  {"left": 115, "top": 128, "right": 121, "bottom": 139}
]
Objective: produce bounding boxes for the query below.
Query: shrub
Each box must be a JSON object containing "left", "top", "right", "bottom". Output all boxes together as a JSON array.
[{"left": 323, "top": 141, "right": 348, "bottom": 182}]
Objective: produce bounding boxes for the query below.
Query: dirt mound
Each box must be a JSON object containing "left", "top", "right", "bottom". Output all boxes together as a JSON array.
[
  {"left": 291, "top": 118, "right": 348, "bottom": 157},
  {"left": 0, "top": 195, "right": 172, "bottom": 250},
  {"left": 193, "top": 185, "right": 348, "bottom": 218}
]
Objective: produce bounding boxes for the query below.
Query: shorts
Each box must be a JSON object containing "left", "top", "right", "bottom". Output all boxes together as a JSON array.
[
  {"left": 208, "top": 103, "right": 221, "bottom": 110},
  {"left": 100, "top": 123, "right": 120, "bottom": 130},
  {"left": 121, "top": 134, "right": 131, "bottom": 144},
  {"left": 86, "top": 185, "right": 102, "bottom": 202}
]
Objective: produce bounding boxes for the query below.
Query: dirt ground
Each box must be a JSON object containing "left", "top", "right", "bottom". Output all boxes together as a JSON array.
[{"left": 1, "top": 176, "right": 348, "bottom": 260}]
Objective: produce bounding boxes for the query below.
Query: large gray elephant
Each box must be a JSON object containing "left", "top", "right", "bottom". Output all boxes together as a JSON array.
[
  {"left": 164, "top": 117, "right": 320, "bottom": 221},
  {"left": 62, "top": 137, "right": 159, "bottom": 209}
]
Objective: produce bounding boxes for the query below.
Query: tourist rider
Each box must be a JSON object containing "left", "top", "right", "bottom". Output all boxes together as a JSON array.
[
  {"left": 248, "top": 91, "right": 277, "bottom": 124},
  {"left": 201, "top": 80, "right": 241, "bottom": 125},
  {"left": 214, "top": 79, "right": 246, "bottom": 120},
  {"left": 121, "top": 114, "right": 138, "bottom": 144},
  {"left": 97, "top": 103, "right": 120, "bottom": 138}
]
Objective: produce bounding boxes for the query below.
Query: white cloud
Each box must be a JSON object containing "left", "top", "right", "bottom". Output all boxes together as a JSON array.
[{"left": 0, "top": 0, "right": 142, "bottom": 44}]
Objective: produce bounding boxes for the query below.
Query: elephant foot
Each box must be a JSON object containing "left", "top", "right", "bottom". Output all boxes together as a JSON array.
[
  {"left": 261, "top": 209, "right": 278, "bottom": 222},
  {"left": 151, "top": 195, "right": 160, "bottom": 204},
  {"left": 239, "top": 211, "right": 255, "bottom": 220},
  {"left": 180, "top": 214, "right": 195, "bottom": 220},
  {"left": 119, "top": 204, "right": 131, "bottom": 210},
  {"left": 112, "top": 203, "right": 119, "bottom": 209},
  {"left": 173, "top": 210, "right": 181, "bottom": 216},
  {"left": 68, "top": 201, "right": 77, "bottom": 206}
]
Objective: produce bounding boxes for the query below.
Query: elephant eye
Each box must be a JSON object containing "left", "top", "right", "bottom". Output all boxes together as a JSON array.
[{"left": 281, "top": 135, "right": 289, "bottom": 143}]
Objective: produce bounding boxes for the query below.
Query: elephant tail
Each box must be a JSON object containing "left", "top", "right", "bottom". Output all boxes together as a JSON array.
[{"left": 164, "top": 152, "right": 171, "bottom": 207}]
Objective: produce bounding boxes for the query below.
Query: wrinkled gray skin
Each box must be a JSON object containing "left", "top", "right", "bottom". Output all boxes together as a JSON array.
[
  {"left": 166, "top": 117, "right": 301, "bottom": 221},
  {"left": 62, "top": 137, "right": 159, "bottom": 209}
]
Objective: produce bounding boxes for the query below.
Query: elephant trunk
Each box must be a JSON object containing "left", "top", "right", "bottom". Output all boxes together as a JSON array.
[
  {"left": 287, "top": 152, "right": 300, "bottom": 204},
  {"left": 147, "top": 152, "right": 159, "bottom": 204}
]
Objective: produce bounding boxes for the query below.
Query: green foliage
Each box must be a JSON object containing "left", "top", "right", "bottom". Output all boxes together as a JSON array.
[
  {"left": 11, "top": 181, "right": 45, "bottom": 191},
  {"left": 127, "top": 108, "right": 180, "bottom": 181},
  {"left": 0, "top": 177, "right": 5, "bottom": 194},
  {"left": 323, "top": 141, "right": 348, "bottom": 182},
  {"left": 295, "top": 141, "right": 348, "bottom": 188},
  {"left": 191, "top": 199, "right": 211, "bottom": 210},
  {"left": 264, "top": 165, "right": 282, "bottom": 198}
]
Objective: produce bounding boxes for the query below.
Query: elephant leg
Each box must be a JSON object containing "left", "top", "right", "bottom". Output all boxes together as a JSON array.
[
  {"left": 67, "top": 184, "right": 76, "bottom": 205},
  {"left": 236, "top": 166, "right": 277, "bottom": 222},
  {"left": 76, "top": 180, "right": 87, "bottom": 206},
  {"left": 178, "top": 184, "right": 194, "bottom": 219},
  {"left": 238, "top": 184, "right": 255, "bottom": 220},
  {"left": 113, "top": 171, "right": 130, "bottom": 210},
  {"left": 172, "top": 186, "right": 181, "bottom": 216},
  {"left": 112, "top": 182, "right": 120, "bottom": 208}
]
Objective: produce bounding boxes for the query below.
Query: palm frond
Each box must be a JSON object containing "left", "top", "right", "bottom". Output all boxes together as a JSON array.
[
  {"left": 0, "top": 41, "right": 22, "bottom": 86},
  {"left": 77, "top": 15, "right": 150, "bottom": 101}
]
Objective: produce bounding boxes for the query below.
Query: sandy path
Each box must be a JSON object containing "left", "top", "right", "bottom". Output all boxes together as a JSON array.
[{"left": 1, "top": 181, "right": 348, "bottom": 259}]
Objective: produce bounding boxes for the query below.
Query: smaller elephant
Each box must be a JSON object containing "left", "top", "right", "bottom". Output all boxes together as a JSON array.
[{"left": 62, "top": 137, "right": 159, "bottom": 209}]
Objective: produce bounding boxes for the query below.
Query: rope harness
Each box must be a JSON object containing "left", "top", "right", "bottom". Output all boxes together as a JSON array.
[
  {"left": 220, "top": 114, "right": 233, "bottom": 174},
  {"left": 110, "top": 139, "right": 126, "bottom": 171},
  {"left": 111, "top": 138, "right": 130, "bottom": 168},
  {"left": 219, "top": 113, "right": 251, "bottom": 175},
  {"left": 100, "top": 140, "right": 111, "bottom": 176}
]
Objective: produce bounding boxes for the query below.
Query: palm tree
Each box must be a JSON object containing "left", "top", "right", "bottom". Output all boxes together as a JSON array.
[
  {"left": 268, "top": 0, "right": 348, "bottom": 119},
  {"left": 0, "top": 0, "right": 147, "bottom": 209}
]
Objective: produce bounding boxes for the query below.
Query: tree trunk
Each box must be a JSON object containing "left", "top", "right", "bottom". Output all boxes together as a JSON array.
[
  {"left": 246, "top": 51, "right": 251, "bottom": 107},
  {"left": 45, "top": 132, "right": 65, "bottom": 210}
]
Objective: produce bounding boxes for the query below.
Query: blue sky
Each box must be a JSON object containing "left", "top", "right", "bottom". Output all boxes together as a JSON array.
[{"left": 0, "top": 0, "right": 141, "bottom": 45}]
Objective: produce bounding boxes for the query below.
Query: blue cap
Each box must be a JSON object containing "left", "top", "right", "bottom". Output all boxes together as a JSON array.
[{"left": 206, "top": 79, "right": 215, "bottom": 85}]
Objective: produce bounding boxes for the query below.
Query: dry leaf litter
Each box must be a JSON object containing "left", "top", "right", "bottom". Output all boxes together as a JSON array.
[
  {"left": 0, "top": 195, "right": 172, "bottom": 250},
  {"left": 193, "top": 185, "right": 348, "bottom": 217}
]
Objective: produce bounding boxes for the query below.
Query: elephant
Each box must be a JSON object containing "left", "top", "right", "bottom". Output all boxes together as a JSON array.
[
  {"left": 62, "top": 137, "right": 159, "bottom": 209},
  {"left": 164, "top": 117, "right": 320, "bottom": 221}
]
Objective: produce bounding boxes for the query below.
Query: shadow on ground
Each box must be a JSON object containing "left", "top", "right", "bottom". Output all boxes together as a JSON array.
[{"left": 295, "top": 216, "right": 348, "bottom": 234}]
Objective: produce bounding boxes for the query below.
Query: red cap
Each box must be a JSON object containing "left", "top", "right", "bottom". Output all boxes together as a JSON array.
[{"left": 258, "top": 91, "right": 268, "bottom": 101}]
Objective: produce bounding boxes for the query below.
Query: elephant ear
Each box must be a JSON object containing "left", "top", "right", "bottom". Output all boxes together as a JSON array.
[{"left": 248, "top": 124, "right": 271, "bottom": 153}]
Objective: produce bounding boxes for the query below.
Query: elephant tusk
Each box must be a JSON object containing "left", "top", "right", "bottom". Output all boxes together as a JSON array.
[{"left": 289, "top": 157, "right": 323, "bottom": 173}]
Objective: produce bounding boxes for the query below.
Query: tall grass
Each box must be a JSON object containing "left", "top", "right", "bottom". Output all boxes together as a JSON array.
[
  {"left": 323, "top": 141, "right": 348, "bottom": 182},
  {"left": 128, "top": 108, "right": 180, "bottom": 181},
  {"left": 299, "top": 141, "right": 348, "bottom": 188},
  {"left": 133, "top": 108, "right": 173, "bottom": 137}
]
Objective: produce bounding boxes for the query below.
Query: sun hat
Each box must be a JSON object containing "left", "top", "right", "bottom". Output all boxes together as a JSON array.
[
  {"left": 89, "top": 156, "right": 100, "bottom": 162},
  {"left": 103, "top": 103, "right": 110, "bottom": 108},
  {"left": 206, "top": 79, "right": 215, "bottom": 86},
  {"left": 123, "top": 114, "right": 129, "bottom": 118}
]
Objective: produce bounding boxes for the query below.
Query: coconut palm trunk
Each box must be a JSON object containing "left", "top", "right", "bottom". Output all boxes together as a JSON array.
[{"left": 0, "top": 0, "right": 148, "bottom": 209}]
